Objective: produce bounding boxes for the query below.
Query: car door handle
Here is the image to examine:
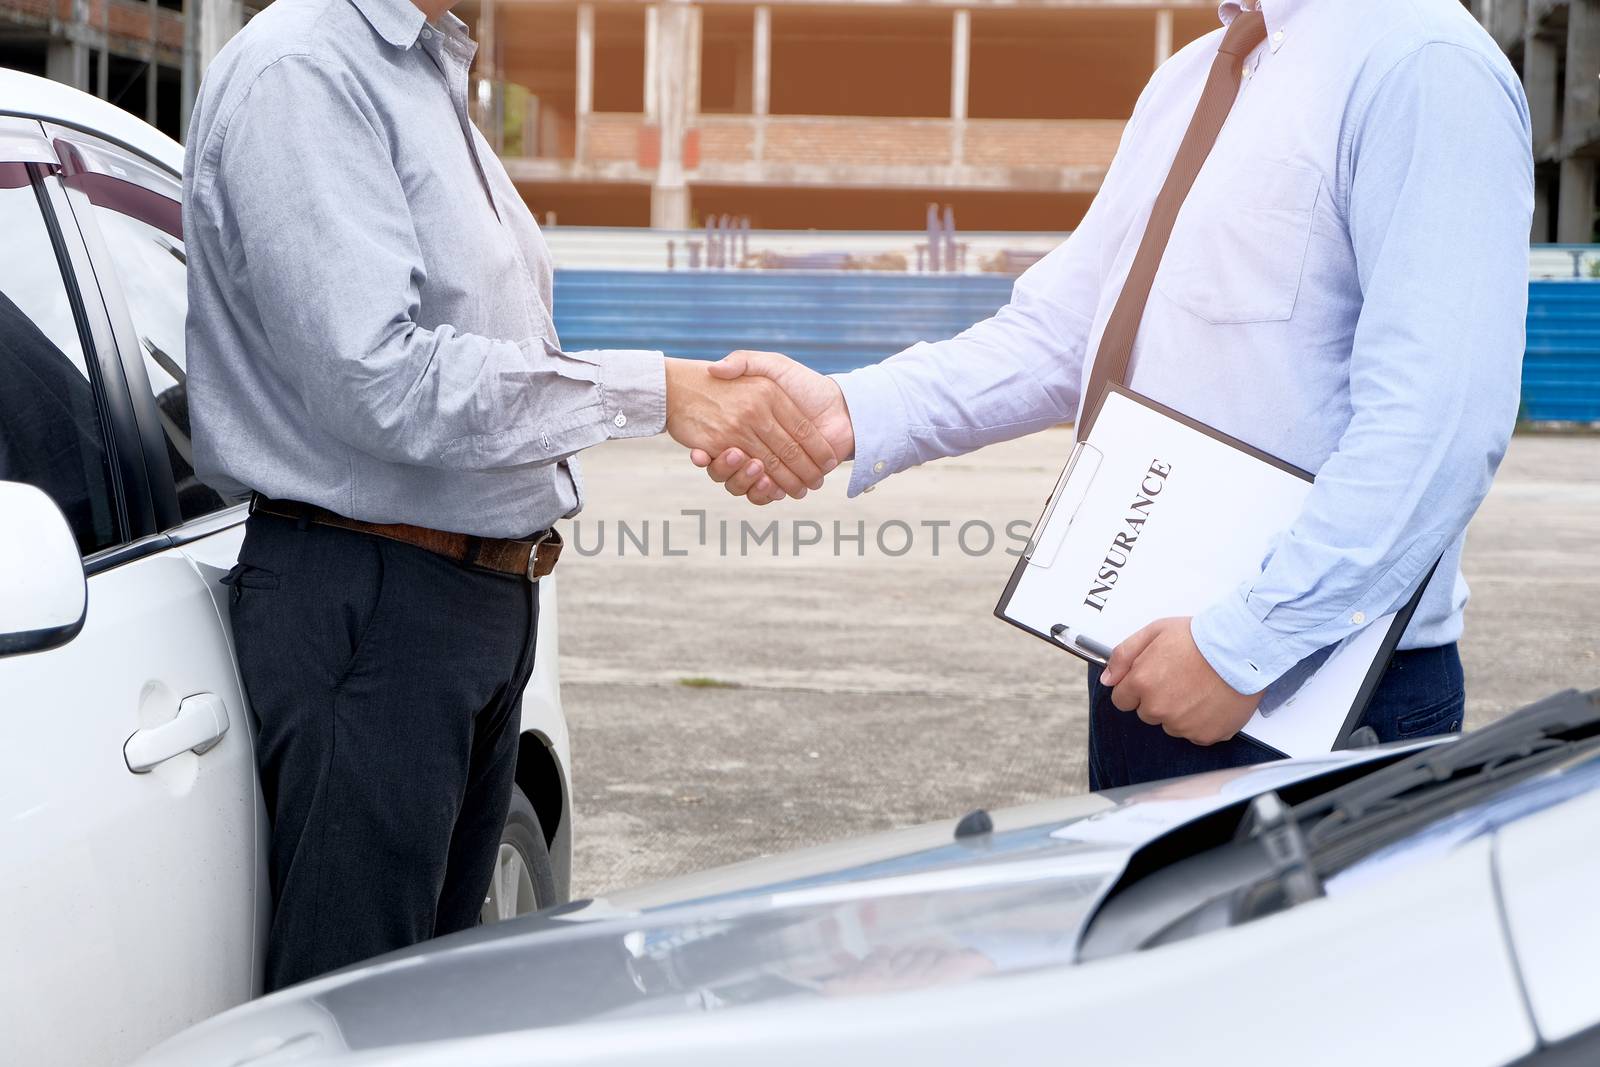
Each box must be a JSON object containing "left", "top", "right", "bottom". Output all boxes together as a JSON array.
[{"left": 124, "top": 693, "right": 230, "bottom": 773}]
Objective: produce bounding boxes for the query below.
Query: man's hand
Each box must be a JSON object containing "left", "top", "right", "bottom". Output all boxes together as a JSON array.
[
  {"left": 665, "top": 357, "right": 839, "bottom": 499},
  {"left": 687, "top": 351, "right": 855, "bottom": 505},
  {"left": 1099, "top": 618, "right": 1263, "bottom": 746}
]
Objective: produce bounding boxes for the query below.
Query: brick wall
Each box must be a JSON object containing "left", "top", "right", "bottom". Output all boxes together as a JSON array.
[
  {"left": 556, "top": 113, "right": 1126, "bottom": 188},
  {"left": 697, "top": 117, "right": 755, "bottom": 163},
  {"left": 585, "top": 113, "right": 643, "bottom": 164},
  {"left": 12, "top": 0, "right": 188, "bottom": 52},
  {"left": 0, "top": 0, "right": 184, "bottom": 55},
  {"left": 684, "top": 117, "right": 1120, "bottom": 171},
  {"left": 762, "top": 117, "right": 953, "bottom": 167},
  {"left": 964, "top": 120, "right": 1124, "bottom": 169},
  {"left": 3, "top": 0, "right": 73, "bottom": 22}
]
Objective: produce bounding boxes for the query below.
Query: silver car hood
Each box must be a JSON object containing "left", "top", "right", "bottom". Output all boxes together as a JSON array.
[{"left": 138, "top": 752, "right": 1386, "bottom": 1065}]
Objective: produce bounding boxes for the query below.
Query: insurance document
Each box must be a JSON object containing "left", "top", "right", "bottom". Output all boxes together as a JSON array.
[{"left": 995, "top": 386, "right": 1423, "bottom": 757}]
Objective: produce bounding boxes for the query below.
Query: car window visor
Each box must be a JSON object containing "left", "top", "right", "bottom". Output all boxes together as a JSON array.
[{"left": 53, "top": 139, "right": 181, "bottom": 240}]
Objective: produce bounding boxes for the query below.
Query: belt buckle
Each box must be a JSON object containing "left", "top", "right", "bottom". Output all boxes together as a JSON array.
[{"left": 524, "top": 528, "right": 552, "bottom": 583}]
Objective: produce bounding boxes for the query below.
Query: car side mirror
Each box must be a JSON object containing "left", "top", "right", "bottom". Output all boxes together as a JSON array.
[{"left": 0, "top": 481, "right": 87, "bottom": 657}]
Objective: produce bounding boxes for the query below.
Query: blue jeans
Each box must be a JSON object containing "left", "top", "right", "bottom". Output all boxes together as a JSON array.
[{"left": 1087, "top": 643, "right": 1465, "bottom": 790}]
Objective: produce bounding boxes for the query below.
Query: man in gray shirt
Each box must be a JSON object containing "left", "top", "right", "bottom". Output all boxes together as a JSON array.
[{"left": 185, "top": 0, "right": 835, "bottom": 989}]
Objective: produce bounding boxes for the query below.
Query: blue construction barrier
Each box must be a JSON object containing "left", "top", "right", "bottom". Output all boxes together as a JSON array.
[
  {"left": 1525, "top": 281, "right": 1600, "bottom": 422},
  {"left": 553, "top": 270, "right": 1015, "bottom": 377},
  {"left": 553, "top": 269, "right": 1600, "bottom": 423}
]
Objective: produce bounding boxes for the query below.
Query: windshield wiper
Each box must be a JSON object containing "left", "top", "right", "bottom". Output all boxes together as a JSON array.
[
  {"left": 1229, "top": 791, "right": 1324, "bottom": 920},
  {"left": 1078, "top": 690, "right": 1600, "bottom": 959},
  {"left": 1289, "top": 688, "right": 1600, "bottom": 872}
]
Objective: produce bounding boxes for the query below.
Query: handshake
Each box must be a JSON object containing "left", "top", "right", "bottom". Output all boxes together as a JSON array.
[{"left": 664, "top": 352, "right": 854, "bottom": 505}]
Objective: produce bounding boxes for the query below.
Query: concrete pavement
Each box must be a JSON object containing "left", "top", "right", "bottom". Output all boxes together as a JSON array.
[{"left": 556, "top": 430, "right": 1600, "bottom": 898}]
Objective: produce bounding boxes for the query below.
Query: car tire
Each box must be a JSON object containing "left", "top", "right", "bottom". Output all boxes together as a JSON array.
[{"left": 481, "top": 785, "right": 556, "bottom": 925}]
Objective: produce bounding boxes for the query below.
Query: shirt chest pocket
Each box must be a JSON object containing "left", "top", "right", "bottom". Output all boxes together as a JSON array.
[{"left": 1154, "top": 158, "right": 1323, "bottom": 325}]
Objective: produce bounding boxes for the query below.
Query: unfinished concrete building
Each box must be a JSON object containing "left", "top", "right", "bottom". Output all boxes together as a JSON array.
[
  {"left": 1, "top": 0, "right": 1593, "bottom": 238},
  {"left": 1473, "top": 0, "right": 1600, "bottom": 243},
  {"left": 0, "top": 0, "right": 270, "bottom": 140},
  {"left": 459, "top": 0, "right": 1221, "bottom": 230},
  {"left": 0, "top": 0, "right": 188, "bottom": 138}
]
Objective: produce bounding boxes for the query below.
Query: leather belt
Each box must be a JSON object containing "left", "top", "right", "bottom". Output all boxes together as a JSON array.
[{"left": 250, "top": 497, "right": 563, "bottom": 582}]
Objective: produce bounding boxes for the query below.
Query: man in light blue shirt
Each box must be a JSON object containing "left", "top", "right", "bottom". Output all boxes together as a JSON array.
[{"left": 692, "top": 0, "right": 1534, "bottom": 786}]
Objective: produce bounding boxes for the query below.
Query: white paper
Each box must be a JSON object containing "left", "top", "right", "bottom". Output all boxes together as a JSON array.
[{"left": 999, "top": 389, "right": 1397, "bottom": 757}]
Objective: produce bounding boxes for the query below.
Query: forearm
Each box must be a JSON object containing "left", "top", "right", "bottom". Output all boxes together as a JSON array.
[
  {"left": 832, "top": 287, "right": 1090, "bottom": 496},
  {"left": 289, "top": 327, "right": 665, "bottom": 471}
]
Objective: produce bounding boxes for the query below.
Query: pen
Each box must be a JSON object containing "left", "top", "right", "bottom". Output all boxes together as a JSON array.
[
  {"left": 1074, "top": 634, "right": 1115, "bottom": 662},
  {"left": 1050, "top": 625, "right": 1114, "bottom": 664}
]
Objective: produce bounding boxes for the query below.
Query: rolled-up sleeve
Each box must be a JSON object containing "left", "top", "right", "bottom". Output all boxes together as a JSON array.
[
  {"left": 1191, "top": 43, "right": 1532, "bottom": 693},
  {"left": 206, "top": 55, "right": 664, "bottom": 472}
]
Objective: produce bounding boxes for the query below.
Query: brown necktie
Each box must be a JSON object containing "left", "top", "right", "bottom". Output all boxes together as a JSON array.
[{"left": 1077, "top": 9, "right": 1269, "bottom": 440}]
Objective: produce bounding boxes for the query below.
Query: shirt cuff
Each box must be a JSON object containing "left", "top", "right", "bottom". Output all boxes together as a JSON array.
[
  {"left": 573, "top": 346, "right": 666, "bottom": 440},
  {"left": 1189, "top": 590, "right": 1305, "bottom": 696},
  {"left": 832, "top": 362, "right": 917, "bottom": 497}
]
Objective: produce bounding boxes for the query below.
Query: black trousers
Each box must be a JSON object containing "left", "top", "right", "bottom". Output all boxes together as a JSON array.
[
  {"left": 224, "top": 513, "right": 538, "bottom": 991},
  {"left": 1087, "top": 643, "right": 1466, "bottom": 790}
]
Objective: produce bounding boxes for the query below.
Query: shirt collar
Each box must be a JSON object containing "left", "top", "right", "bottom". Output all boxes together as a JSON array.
[
  {"left": 435, "top": 10, "right": 476, "bottom": 55},
  {"left": 347, "top": 0, "right": 428, "bottom": 49},
  {"left": 1217, "top": 0, "right": 1295, "bottom": 45}
]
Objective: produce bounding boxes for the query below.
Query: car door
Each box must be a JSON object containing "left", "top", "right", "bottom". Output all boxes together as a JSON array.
[{"left": 0, "top": 117, "right": 261, "bottom": 1067}]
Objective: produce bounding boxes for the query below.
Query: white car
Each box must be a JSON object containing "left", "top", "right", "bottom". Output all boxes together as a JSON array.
[
  {"left": 0, "top": 69, "right": 573, "bottom": 1067},
  {"left": 138, "top": 689, "right": 1600, "bottom": 1067}
]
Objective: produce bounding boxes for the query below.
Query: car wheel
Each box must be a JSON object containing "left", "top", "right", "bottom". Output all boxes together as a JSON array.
[{"left": 481, "top": 785, "right": 556, "bottom": 924}]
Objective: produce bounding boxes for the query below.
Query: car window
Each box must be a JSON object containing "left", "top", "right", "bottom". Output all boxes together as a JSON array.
[
  {"left": 0, "top": 163, "right": 120, "bottom": 554},
  {"left": 59, "top": 135, "right": 228, "bottom": 523}
]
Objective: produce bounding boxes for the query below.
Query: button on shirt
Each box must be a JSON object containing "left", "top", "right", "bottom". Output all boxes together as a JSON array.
[
  {"left": 835, "top": 0, "right": 1533, "bottom": 693},
  {"left": 184, "top": 0, "right": 665, "bottom": 538}
]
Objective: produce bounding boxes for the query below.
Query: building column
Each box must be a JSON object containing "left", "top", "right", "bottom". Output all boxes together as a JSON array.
[
  {"left": 477, "top": 0, "right": 502, "bottom": 151},
  {"left": 146, "top": 0, "right": 159, "bottom": 125},
  {"left": 180, "top": 0, "right": 197, "bottom": 138},
  {"left": 46, "top": 38, "right": 88, "bottom": 91},
  {"left": 950, "top": 9, "right": 969, "bottom": 166},
  {"left": 1154, "top": 8, "right": 1173, "bottom": 68},
  {"left": 650, "top": 2, "right": 693, "bottom": 229},
  {"left": 575, "top": 3, "right": 594, "bottom": 163},
  {"left": 687, "top": 5, "right": 702, "bottom": 121},
  {"left": 1557, "top": 159, "right": 1598, "bottom": 244},
  {"left": 752, "top": 4, "right": 769, "bottom": 161},
  {"left": 1525, "top": 34, "right": 1559, "bottom": 153},
  {"left": 645, "top": 5, "right": 660, "bottom": 119},
  {"left": 97, "top": 0, "right": 109, "bottom": 99},
  {"left": 1556, "top": 0, "right": 1599, "bottom": 242},
  {"left": 1525, "top": 29, "right": 1561, "bottom": 243},
  {"left": 198, "top": 0, "right": 243, "bottom": 76}
]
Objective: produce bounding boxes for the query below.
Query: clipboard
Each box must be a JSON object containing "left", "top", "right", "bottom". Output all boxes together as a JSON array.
[{"left": 994, "top": 385, "right": 1431, "bottom": 759}]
